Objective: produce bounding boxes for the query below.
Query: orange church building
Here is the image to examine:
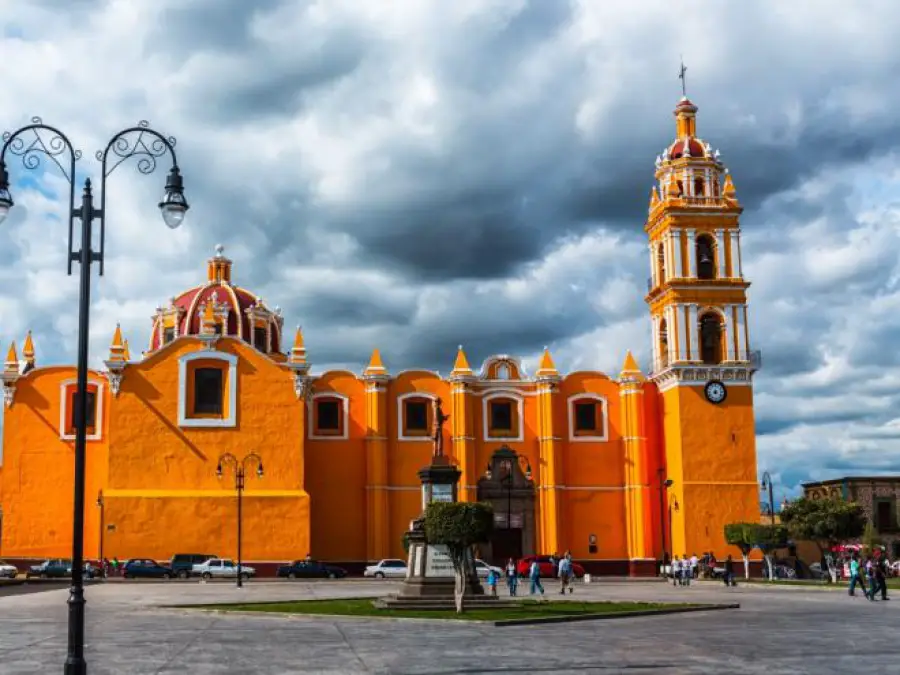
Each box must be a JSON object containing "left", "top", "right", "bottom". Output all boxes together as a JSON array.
[{"left": 0, "top": 97, "right": 761, "bottom": 574}]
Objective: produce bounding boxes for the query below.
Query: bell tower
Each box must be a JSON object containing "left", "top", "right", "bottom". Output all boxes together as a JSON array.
[{"left": 645, "top": 96, "right": 760, "bottom": 560}]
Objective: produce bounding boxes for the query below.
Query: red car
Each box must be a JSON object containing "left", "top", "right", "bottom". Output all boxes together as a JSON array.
[{"left": 516, "top": 555, "right": 585, "bottom": 579}]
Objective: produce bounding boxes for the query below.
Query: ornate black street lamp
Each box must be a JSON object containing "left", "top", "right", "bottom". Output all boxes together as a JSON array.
[
  {"left": 484, "top": 452, "right": 532, "bottom": 530},
  {"left": 0, "top": 117, "right": 188, "bottom": 675},
  {"left": 216, "top": 452, "right": 264, "bottom": 589},
  {"left": 761, "top": 471, "right": 775, "bottom": 525},
  {"left": 95, "top": 491, "right": 105, "bottom": 566},
  {"left": 657, "top": 469, "right": 673, "bottom": 575}
]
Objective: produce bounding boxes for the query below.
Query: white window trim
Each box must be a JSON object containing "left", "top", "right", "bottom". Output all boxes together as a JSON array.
[
  {"left": 567, "top": 393, "right": 609, "bottom": 442},
  {"left": 308, "top": 392, "right": 350, "bottom": 440},
  {"left": 59, "top": 379, "right": 105, "bottom": 441},
  {"left": 397, "top": 392, "right": 435, "bottom": 442},
  {"left": 482, "top": 390, "right": 524, "bottom": 442},
  {"left": 178, "top": 351, "right": 238, "bottom": 428}
]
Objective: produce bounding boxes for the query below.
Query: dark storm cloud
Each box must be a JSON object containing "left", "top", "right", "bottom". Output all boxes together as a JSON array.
[{"left": 152, "top": 0, "right": 286, "bottom": 54}]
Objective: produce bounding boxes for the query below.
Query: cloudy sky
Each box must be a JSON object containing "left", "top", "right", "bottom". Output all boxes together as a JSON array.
[{"left": 2, "top": 0, "right": 900, "bottom": 499}]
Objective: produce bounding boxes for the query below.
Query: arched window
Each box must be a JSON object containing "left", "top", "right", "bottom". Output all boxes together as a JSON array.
[
  {"left": 496, "top": 363, "right": 510, "bottom": 380},
  {"left": 694, "top": 178, "right": 704, "bottom": 196},
  {"left": 656, "top": 243, "right": 666, "bottom": 284},
  {"left": 676, "top": 180, "right": 684, "bottom": 196},
  {"left": 658, "top": 319, "right": 669, "bottom": 368},
  {"left": 696, "top": 235, "right": 716, "bottom": 280},
  {"left": 699, "top": 313, "right": 723, "bottom": 365}
]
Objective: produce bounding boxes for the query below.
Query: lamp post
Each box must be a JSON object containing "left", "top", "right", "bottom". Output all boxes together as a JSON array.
[
  {"left": 761, "top": 471, "right": 775, "bottom": 525},
  {"left": 0, "top": 118, "right": 188, "bottom": 675},
  {"left": 657, "top": 469, "right": 673, "bottom": 575},
  {"left": 95, "top": 492, "right": 105, "bottom": 568},
  {"left": 216, "top": 452, "right": 264, "bottom": 589},
  {"left": 484, "top": 452, "right": 532, "bottom": 530}
]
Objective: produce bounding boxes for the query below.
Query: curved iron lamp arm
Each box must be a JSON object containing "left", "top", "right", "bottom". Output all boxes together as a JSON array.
[
  {"left": 1, "top": 118, "right": 80, "bottom": 273},
  {"left": 96, "top": 122, "right": 181, "bottom": 275},
  {"left": 0, "top": 118, "right": 186, "bottom": 275}
]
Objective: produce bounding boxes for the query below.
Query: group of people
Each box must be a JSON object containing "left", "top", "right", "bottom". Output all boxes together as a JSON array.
[
  {"left": 485, "top": 552, "right": 575, "bottom": 598},
  {"left": 670, "top": 553, "right": 737, "bottom": 587},
  {"left": 847, "top": 551, "right": 890, "bottom": 601}
]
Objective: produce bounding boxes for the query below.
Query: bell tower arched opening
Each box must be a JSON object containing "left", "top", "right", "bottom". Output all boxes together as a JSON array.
[
  {"left": 699, "top": 312, "right": 724, "bottom": 364},
  {"left": 696, "top": 234, "right": 716, "bottom": 280}
]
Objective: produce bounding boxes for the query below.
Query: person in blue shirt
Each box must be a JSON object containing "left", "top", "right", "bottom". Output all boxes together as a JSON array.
[
  {"left": 529, "top": 559, "right": 545, "bottom": 596},
  {"left": 848, "top": 552, "right": 867, "bottom": 597}
]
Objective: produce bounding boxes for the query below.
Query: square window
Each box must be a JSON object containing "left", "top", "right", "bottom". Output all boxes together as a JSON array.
[
  {"left": 489, "top": 401, "right": 513, "bottom": 433},
  {"left": 316, "top": 400, "right": 342, "bottom": 433},
  {"left": 574, "top": 402, "right": 597, "bottom": 432},
  {"left": 405, "top": 401, "right": 429, "bottom": 433},
  {"left": 70, "top": 391, "right": 97, "bottom": 432},
  {"left": 193, "top": 368, "right": 224, "bottom": 415},
  {"left": 163, "top": 327, "right": 175, "bottom": 344}
]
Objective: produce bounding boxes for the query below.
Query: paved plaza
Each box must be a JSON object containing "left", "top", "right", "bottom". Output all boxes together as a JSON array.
[{"left": 1, "top": 578, "right": 898, "bottom": 674}]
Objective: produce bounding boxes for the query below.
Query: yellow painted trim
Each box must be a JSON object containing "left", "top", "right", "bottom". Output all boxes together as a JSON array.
[{"left": 103, "top": 489, "right": 309, "bottom": 498}]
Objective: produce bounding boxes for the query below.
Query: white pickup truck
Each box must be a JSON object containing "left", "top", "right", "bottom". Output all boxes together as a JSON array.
[{"left": 192, "top": 558, "right": 256, "bottom": 580}]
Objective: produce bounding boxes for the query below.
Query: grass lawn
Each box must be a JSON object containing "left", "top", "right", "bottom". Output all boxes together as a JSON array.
[{"left": 182, "top": 597, "right": 702, "bottom": 622}]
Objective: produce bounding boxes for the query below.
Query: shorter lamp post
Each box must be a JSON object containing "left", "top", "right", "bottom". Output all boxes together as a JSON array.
[
  {"left": 761, "top": 471, "right": 775, "bottom": 525},
  {"left": 657, "top": 469, "right": 673, "bottom": 574},
  {"left": 216, "top": 452, "right": 264, "bottom": 588},
  {"left": 484, "top": 452, "right": 532, "bottom": 530},
  {"left": 95, "top": 491, "right": 105, "bottom": 566}
]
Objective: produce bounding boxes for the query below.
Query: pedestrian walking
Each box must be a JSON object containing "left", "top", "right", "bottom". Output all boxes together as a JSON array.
[
  {"left": 723, "top": 555, "right": 736, "bottom": 587},
  {"left": 848, "top": 552, "right": 867, "bottom": 597},
  {"left": 111, "top": 557, "right": 120, "bottom": 577},
  {"left": 681, "top": 555, "right": 691, "bottom": 586},
  {"left": 690, "top": 553, "right": 699, "bottom": 580},
  {"left": 558, "top": 551, "right": 572, "bottom": 595},
  {"left": 529, "top": 559, "right": 545, "bottom": 597},
  {"left": 486, "top": 568, "right": 499, "bottom": 597},
  {"left": 505, "top": 558, "right": 518, "bottom": 597},
  {"left": 873, "top": 554, "right": 889, "bottom": 601},
  {"left": 672, "top": 556, "right": 681, "bottom": 586}
]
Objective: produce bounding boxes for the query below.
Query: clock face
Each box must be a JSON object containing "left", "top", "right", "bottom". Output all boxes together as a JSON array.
[{"left": 705, "top": 380, "right": 727, "bottom": 404}]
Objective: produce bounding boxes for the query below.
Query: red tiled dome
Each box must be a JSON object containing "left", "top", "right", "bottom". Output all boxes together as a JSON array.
[
  {"left": 668, "top": 138, "right": 706, "bottom": 159},
  {"left": 149, "top": 247, "right": 283, "bottom": 353}
]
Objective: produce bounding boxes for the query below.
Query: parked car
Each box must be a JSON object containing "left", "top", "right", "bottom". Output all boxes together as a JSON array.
[
  {"left": 26, "top": 559, "right": 72, "bottom": 579},
  {"left": 123, "top": 559, "right": 174, "bottom": 579},
  {"left": 276, "top": 560, "right": 348, "bottom": 579},
  {"left": 170, "top": 553, "right": 218, "bottom": 579},
  {"left": 193, "top": 558, "right": 256, "bottom": 580},
  {"left": 516, "top": 555, "right": 585, "bottom": 579},
  {"left": 474, "top": 559, "right": 503, "bottom": 579},
  {"left": 363, "top": 559, "right": 408, "bottom": 578},
  {"left": 0, "top": 560, "right": 19, "bottom": 579}
]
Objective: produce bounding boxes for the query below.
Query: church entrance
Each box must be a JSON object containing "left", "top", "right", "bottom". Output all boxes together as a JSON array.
[{"left": 476, "top": 446, "right": 536, "bottom": 566}]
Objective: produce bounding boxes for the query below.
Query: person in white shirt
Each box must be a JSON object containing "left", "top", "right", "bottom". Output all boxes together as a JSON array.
[
  {"left": 671, "top": 557, "right": 681, "bottom": 586},
  {"left": 690, "top": 554, "right": 699, "bottom": 580}
]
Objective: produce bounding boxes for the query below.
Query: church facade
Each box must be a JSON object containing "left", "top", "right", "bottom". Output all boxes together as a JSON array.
[{"left": 0, "top": 97, "right": 761, "bottom": 573}]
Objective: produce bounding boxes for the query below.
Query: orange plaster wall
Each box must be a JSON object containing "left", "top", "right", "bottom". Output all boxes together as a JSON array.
[
  {"left": 0, "top": 367, "right": 109, "bottom": 558},
  {"left": 385, "top": 373, "right": 450, "bottom": 557},
  {"left": 104, "top": 338, "right": 307, "bottom": 561},
  {"left": 558, "top": 373, "right": 627, "bottom": 559},
  {"left": 660, "top": 384, "right": 760, "bottom": 559},
  {"left": 305, "top": 371, "right": 367, "bottom": 561}
]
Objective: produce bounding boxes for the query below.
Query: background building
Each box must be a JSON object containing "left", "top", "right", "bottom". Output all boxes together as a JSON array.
[{"left": 0, "top": 96, "right": 761, "bottom": 573}]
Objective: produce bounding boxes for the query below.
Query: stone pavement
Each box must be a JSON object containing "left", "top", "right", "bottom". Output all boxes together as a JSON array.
[{"left": 1, "top": 578, "right": 897, "bottom": 674}]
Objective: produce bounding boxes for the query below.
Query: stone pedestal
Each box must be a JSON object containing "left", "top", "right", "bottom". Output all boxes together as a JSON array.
[{"left": 377, "top": 456, "right": 517, "bottom": 610}]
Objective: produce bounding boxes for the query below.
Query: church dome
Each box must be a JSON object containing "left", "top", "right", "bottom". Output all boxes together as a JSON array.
[
  {"left": 149, "top": 245, "right": 284, "bottom": 354},
  {"left": 668, "top": 137, "right": 707, "bottom": 160}
]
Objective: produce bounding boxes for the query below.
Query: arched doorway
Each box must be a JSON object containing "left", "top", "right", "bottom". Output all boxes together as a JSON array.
[{"left": 476, "top": 446, "right": 536, "bottom": 565}]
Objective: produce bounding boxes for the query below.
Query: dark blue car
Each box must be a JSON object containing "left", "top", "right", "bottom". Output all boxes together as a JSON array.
[{"left": 122, "top": 559, "right": 173, "bottom": 579}]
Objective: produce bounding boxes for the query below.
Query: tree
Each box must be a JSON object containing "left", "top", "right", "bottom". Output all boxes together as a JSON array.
[
  {"left": 423, "top": 501, "right": 494, "bottom": 613},
  {"left": 749, "top": 523, "right": 788, "bottom": 580},
  {"left": 780, "top": 496, "right": 866, "bottom": 583},
  {"left": 861, "top": 521, "right": 883, "bottom": 555},
  {"left": 724, "top": 523, "right": 756, "bottom": 579}
]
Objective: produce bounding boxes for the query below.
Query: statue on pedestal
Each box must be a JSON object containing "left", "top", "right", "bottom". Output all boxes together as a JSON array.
[{"left": 432, "top": 397, "right": 450, "bottom": 458}]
